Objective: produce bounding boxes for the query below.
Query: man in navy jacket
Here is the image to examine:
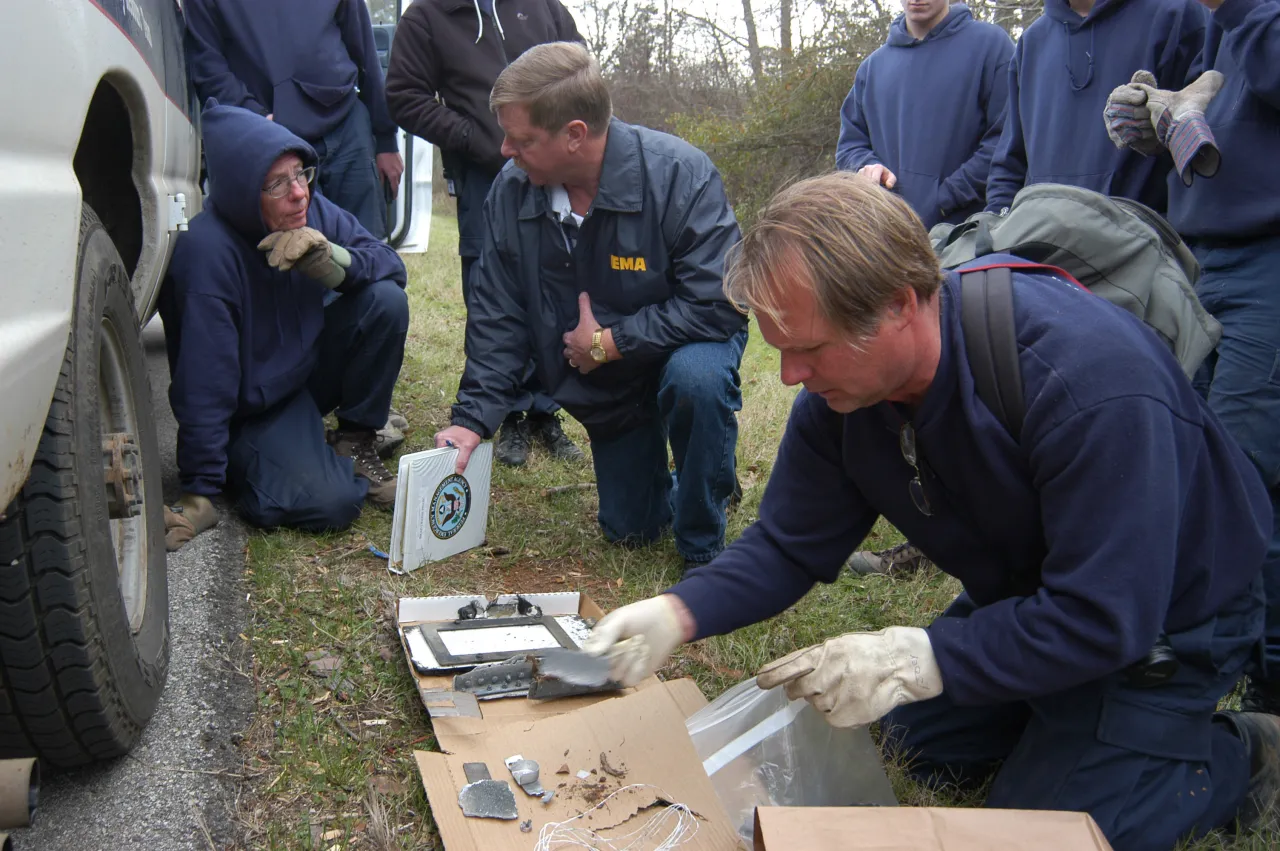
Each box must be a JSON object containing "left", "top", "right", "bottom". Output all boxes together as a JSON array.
[
  {"left": 434, "top": 44, "right": 747, "bottom": 571},
  {"left": 986, "top": 0, "right": 1205, "bottom": 214},
  {"left": 837, "top": 1, "right": 1012, "bottom": 229},
  {"left": 185, "top": 0, "right": 404, "bottom": 239},
  {"left": 158, "top": 103, "right": 408, "bottom": 551},
  {"left": 1167, "top": 0, "right": 1280, "bottom": 715},
  {"left": 585, "top": 173, "right": 1279, "bottom": 849}
]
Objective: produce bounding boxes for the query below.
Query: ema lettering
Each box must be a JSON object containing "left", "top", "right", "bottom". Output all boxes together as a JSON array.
[{"left": 610, "top": 255, "right": 647, "bottom": 272}]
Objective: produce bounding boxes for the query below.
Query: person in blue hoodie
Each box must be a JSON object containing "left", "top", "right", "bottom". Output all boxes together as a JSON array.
[
  {"left": 837, "top": 0, "right": 1012, "bottom": 577},
  {"left": 185, "top": 0, "right": 404, "bottom": 240},
  {"left": 1166, "top": 0, "right": 1280, "bottom": 715},
  {"left": 582, "top": 173, "right": 1280, "bottom": 849},
  {"left": 837, "top": 1, "right": 1013, "bottom": 230},
  {"left": 158, "top": 103, "right": 409, "bottom": 552},
  {"left": 985, "top": 0, "right": 1206, "bottom": 214}
]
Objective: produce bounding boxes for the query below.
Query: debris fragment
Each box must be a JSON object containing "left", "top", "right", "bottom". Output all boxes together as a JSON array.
[
  {"left": 576, "top": 770, "right": 591, "bottom": 780},
  {"left": 306, "top": 651, "right": 341, "bottom": 676},
  {"left": 541, "top": 790, "right": 555, "bottom": 804},
  {"left": 599, "top": 752, "right": 627, "bottom": 778},
  {"left": 520, "top": 819, "right": 533, "bottom": 833},
  {"left": 555, "top": 764, "right": 570, "bottom": 775}
]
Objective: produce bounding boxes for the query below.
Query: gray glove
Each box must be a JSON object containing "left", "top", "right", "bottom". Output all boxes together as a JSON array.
[
  {"left": 1136, "top": 71, "right": 1226, "bottom": 185},
  {"left": 1103, "top": 70, "right": 1162, "bottom": 156}
]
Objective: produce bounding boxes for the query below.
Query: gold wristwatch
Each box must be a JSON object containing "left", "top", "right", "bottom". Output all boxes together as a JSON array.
[{"left": 590, "top": 327, "right": 608, "bottom": 363}]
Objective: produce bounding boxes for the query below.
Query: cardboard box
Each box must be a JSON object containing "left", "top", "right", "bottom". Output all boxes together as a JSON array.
[
  {"left": 416, "top": 680, "right": 742, "bottom": 850},
  {"left": 753, "top": 806, "right": 1115, "bottom": 850}
]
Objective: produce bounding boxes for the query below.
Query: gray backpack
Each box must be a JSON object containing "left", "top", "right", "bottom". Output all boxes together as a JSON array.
[{"left": 930, "top": 183, "right": 1221, "bottom": 387}]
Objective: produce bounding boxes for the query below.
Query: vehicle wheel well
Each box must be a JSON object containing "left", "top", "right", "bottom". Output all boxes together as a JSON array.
[{"left": 74, "top": 80, "right": 145, "bottom": 278}]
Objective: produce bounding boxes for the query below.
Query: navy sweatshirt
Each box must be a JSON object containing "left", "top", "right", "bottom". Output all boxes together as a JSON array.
[
  {"left": 986, "top": 0, "right": 1206, "bottom": 214},
  {"left": 185, "top": 0, "right": 399, "bottom": 154},
  {"left": 670, "top": 265, "right": 1271, "bottom": 706},
  {"left": 1168, "top": 0, "right": 1280, "bottom": 239},
  {"left": 158, "top": 104, "right": 407, "bottom": 496},
  {"left": 837, "top": 6, "right": 1013, "bottom": 228}
]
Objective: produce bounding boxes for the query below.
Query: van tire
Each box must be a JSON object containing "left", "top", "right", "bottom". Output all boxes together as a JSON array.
[{"left": 0, "top": 203, "right": 169, "bottom": 767}]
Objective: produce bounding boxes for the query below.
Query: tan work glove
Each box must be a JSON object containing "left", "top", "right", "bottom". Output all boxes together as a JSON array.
[
  {"left": 581, "top": 595, "right": 691, "bottom": 686},
  {"left": 1104, "top": 70, "right": 1162, "bottom": 156},
  {"left": 164, "top": 494, "right": 219, "bottom": 552},
  {"left": 1135, "top": 71, "right": 1226, "bottom": 185},
  {"left": 757, "top": 627, "right": 943, "bottom": 728},
  {"left": 258, "top": 228, "right": 350, "bottom": 288}
]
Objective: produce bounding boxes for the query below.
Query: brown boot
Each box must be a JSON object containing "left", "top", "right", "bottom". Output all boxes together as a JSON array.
[{"left": 330, "top": 430, "right": 398, "bottom": 508}]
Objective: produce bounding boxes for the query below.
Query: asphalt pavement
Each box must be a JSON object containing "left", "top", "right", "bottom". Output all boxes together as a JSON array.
[{"left": 12, "top": 317, "right": 253, "bottom": 849}]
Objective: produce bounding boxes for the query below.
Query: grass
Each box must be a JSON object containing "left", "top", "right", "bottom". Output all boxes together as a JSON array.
[{"left": 230, "top": 205, "right": 1275, "bottom": 849}]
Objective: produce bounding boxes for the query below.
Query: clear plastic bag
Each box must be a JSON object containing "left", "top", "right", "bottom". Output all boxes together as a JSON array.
[{"left": 685, "top": 676, "right": 898, "bottom": 846}]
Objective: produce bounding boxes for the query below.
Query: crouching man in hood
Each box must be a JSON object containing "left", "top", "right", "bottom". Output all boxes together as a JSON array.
[{"left": 158, "top": 101, "right": 409, "bottom": 551}]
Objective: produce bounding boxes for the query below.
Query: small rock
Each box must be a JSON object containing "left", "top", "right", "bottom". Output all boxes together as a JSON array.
[
  {"left": 555, "top": 764, "right": 570, "bottom": 775},
  {"left": 378, "top": 647, "right": 396, "bottom": 663},
  {"left": 370, "top": 775, "right": 407, "bottom": 796},
  {"left": 308, "top": 655, "right": 341, "bottom": 676}
]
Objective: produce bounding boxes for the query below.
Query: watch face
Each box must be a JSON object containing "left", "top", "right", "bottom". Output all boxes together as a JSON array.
[{"left": 591, "top": 347, "right": 607, "bottom": 363}]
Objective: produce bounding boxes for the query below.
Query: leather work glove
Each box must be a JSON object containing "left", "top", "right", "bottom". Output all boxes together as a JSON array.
[
  {"left": 756, "top": 627, "right": 944, "bottom": 728},
  {"left": 1103, "top": 70, "right": 1162, "bottom": 157},
  {"left": 1136, "top": 71, "right": 1226, "bottom": 186},
  {"left": 163, "top": 493, "right": 218, "bottom": 552},
  {"left": 258, "top": 228, "right": 351, "bottom": 289},
  {"left": 581, "top": 595, "right": 691, "bottom": 686}
]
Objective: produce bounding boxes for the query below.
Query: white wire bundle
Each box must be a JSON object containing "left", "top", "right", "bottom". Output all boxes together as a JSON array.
[{"left": 532, "top": 783, "right": 700, "bottom": 851}]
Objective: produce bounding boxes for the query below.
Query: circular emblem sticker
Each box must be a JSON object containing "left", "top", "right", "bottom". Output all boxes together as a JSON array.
[{"left": 430, "top": 475, "right": 471, "bottom": 540}]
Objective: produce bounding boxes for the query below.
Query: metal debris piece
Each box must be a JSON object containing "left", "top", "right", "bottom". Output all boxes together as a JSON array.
[
  {"left": 541, "top": 790, "right": 555, "bottom": 805},
  {"left": 534, "top": 648, "right": 614, "bottom": 687},
  {"left": 519, "top": 819, "right": 533, "bottom": 833},
  {"left": 599, "top": 752, "right": 627, "bottom": 778},
  {"left": 459, "top": 762, "right": 518, "bottom": 820},
  {"left": 504, "top": 755, "right": 545, "bottom": 796}
]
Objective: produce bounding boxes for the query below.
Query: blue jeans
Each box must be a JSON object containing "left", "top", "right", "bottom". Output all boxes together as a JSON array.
[
  {"left": 587, "top": 329, "right": 746, "bottom": 562},
  {"left": 226, "top": 280, "right": 408, "bottom": 530},
  {"left": 315, "top": 100, "right": 387, "bottom": 240},
  {"left": 1191, "top": 235, "right": 1280, "bottom": 676},
  {"left": 882, "top": 584, "right": 1262, "bottom": 851}
]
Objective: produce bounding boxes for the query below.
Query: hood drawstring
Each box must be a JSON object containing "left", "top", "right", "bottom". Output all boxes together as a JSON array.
[
  {"left": 1065, "top": 22, "right": 1096, "bottom": 91},
  {"left": 473, "top": 0, "right": 506, "bottom": 43}
]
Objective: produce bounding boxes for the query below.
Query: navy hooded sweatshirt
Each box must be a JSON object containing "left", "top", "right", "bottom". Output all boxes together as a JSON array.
[
  {"left": 837, "top": 5, "right": 1014, "bottom": 228},
  {"left": 669, "top": 264, "right": 1271, "bottom": 706},
  {"left": 158, "top": 104, "right": 407, "bottom": 496},
  {"left": 1167, "top": 0, "right": 1280, "bottom": 239},
  {"left": 985, "top": 0, "right": 1206, "bottom": 214},
  {"left": 185, "top": 0, "right": 399, "bottom": 154}
]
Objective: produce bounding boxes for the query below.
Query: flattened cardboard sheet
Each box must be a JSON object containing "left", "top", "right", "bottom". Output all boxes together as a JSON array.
[{"left": 416, "top": 680, "right": 738, "bottom": 851}]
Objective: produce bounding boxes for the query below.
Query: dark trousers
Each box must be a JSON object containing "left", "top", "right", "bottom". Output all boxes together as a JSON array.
[
  {"left": 315, "top": 100, "right": 387, "bottom": 240},
  {"left": 226, "top": 280, "right": 408, "bottom": 530},
  {"left": 586, "top": 329, "right": 746, "bottom": 562},
  {"left": 1191, "top": 236, "right": 1280, "bottom": 679},
  {"left": 456, "top": 162, "right": 556, "bottom": 418},
  {"left": 881, "top": 584, "right": 1263, "bottom": 851}
]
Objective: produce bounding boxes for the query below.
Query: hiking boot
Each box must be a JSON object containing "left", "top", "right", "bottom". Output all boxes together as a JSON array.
[
  {"left": 387, "top": 407, "right": 409, "bottom": 431},
  {"left": 373, "top": 422, "right": 405, "bottom": 458},
  {"left": 1220, "top": 711, "right": 1280, "bottom": 830},
  {"left": 1242, "top": 678, "right": 1280, "bottom": 716},
  {"left": 494, "top": 413, "right": 531, "bottom": 467},
  {"left": 330, "top": 430, "right": 398, "bottom": 508},
  {"left": 846, "top": 542, "right": 932, "bottom": 575},
  {"left": 528, "top": 412, "right": 585, "bottom": 461}
]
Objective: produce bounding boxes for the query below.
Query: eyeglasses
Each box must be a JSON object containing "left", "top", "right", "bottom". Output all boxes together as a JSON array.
[
  {"left": 262, "top": 166, "right": 316, "bottom": 199},
  {"left": 899, "top": 423, "right": 932, "bottom": 516}
]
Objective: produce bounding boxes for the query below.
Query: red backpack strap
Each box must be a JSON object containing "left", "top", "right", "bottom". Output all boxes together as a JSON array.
[{"left": 958, "top": 261, "right": 1087, "bottom": 292}]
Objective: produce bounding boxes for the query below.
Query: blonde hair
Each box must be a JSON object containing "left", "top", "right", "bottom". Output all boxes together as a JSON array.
[
  {"left": 726, "top": 171, "right": 943, "bottom": 340},
  {"left": 490, "top": 42, "right": 612, "bottom": 135}
]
